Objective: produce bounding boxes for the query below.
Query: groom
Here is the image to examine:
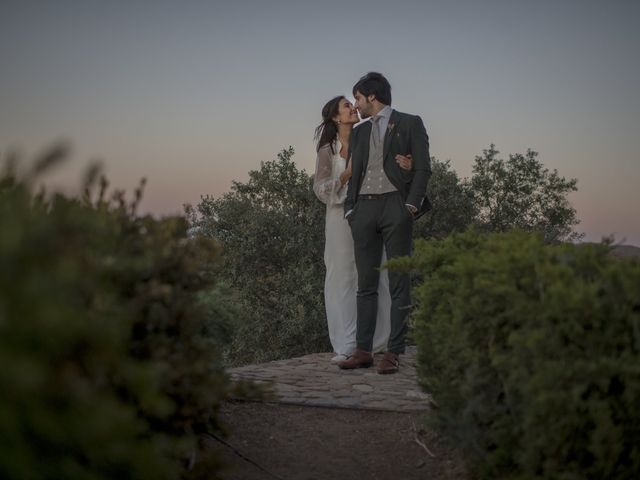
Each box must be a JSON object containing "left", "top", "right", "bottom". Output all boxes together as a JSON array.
[{"left": 338, "top": 72, "right": 431, "bottom": 374}]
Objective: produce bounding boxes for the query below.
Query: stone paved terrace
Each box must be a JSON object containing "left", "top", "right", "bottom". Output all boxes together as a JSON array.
[{"left": 228, "top": 346, "right": 431, "bottom": 412}]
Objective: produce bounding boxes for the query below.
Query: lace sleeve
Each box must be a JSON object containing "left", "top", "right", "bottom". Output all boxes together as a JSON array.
[{"left": 313, "top": 144, "right": 346, "bottom": 205}]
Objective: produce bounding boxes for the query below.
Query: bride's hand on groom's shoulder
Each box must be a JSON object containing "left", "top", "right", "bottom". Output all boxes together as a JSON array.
[{"left": 395, "top": 154, "right": 413, "bottom": 171}]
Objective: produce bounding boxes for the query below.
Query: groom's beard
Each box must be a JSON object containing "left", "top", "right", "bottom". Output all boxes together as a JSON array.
[{"left": 358, "top": 101, "right": 374, "bottom": 119}]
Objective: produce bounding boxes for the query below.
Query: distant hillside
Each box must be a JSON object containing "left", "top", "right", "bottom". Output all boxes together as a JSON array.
[
  {"left": 577, "top": 243, "right": 640, "bottom": 258},
  {"left": 610, "top": 244, "right": 640, "bottom": 258}
]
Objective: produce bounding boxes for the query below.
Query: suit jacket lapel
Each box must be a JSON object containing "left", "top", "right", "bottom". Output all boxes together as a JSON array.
[
  {"left": 359, "top": 121, "right": 372, "bottom": 174},
  {"left": 383, "top": 110, "right": 400, "bottom": 161}
]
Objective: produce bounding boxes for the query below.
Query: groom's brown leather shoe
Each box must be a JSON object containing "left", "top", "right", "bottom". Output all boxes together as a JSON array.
[
  {"left": 338, "top": 348, "right": 373, "bottom": 370},
  {"left": 377, "top": 351, "right": 400, "bottom": 374}
]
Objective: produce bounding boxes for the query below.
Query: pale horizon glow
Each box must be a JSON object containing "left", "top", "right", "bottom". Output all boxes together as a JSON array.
[{"left": 1, "top": 0, "right": 639, "bottom": 245}]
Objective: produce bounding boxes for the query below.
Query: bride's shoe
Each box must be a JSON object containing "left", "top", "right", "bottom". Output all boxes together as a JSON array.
[{"left": 330, "top": 354, "right": 349, "bottom": 364}]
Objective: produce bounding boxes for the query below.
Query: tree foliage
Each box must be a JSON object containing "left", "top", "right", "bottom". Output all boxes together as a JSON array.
[
  {"left": 414, "top": 158, "right": 476, "bottom": 240},
  {"left": 187, "top": 147, "right": 329, "bottom": 365},
  {"left": 189, "top": 144, "right": 582, "bottom": 364},
  {"left": 470, "top": 144, "right": 581, "bottom": 242},
  {"left": 0, "top": 144, "right": 235, "bottom": 479}
]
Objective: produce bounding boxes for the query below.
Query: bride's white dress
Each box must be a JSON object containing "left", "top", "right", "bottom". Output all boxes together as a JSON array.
[{"left": 313, "top": 140, "right": 391, "bottom": 355}]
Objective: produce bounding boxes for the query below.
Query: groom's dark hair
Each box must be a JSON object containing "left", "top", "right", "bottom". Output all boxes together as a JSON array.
[{"left": 353, "top": 72, "right": 392, "bottom": 105}]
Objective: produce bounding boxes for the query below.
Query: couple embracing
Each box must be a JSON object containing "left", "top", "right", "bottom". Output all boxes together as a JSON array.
[{"left": 313, "top": 72, "right": 431, "bottom": 374}]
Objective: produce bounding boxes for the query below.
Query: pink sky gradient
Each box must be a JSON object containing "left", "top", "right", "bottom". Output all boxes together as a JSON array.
[{"left": 2, "top": 0, "right": 638, "bottom": 245}]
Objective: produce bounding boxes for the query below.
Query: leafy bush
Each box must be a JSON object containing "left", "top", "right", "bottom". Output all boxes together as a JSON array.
[
  {"left": 187, "top": 147, "right": 329, "bottom": 365},
  {"left": 390, "top": 229, "right": 640, "bottom": 479},
  {"left": 0, "top": 144, "right": 235, "bottom": 479}
]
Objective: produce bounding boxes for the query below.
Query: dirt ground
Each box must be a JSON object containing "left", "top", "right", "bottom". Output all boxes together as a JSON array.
[{"left": 207, "top": 401, "right": 470, "bottom": 480}]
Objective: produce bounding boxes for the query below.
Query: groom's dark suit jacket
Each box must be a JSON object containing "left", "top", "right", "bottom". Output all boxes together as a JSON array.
[{"left": 345, "top": 109, "right": 431, "bottom": 219}]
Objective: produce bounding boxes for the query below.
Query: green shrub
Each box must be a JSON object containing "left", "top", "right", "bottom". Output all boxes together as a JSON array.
[
  {"left": 390, "top": 229, "right": 640, "bottom": 479},
  {"left": 0, "top": 145, "right": 234, "bottom": 479},
  {"left": 187, "top": 147, "right": 329, "bottom": 365}
]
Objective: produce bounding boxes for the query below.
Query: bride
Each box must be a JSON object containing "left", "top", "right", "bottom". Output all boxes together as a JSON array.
[{"left": 313, "top": 95, "right": 412, "bottom": 363}]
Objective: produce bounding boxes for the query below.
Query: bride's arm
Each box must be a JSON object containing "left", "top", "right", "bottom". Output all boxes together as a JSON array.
[{"left": 313, "top": 145, "right": 346, "bottom": 205}]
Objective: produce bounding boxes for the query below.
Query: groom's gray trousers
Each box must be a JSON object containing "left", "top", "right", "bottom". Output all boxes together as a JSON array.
[{"left": 348, "top": 190, "right": 413, "bottom": 354}]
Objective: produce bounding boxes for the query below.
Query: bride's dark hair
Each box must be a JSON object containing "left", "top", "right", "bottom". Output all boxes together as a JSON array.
[{"left": 314, "top": 95, "right": 344, "bottom": 153}]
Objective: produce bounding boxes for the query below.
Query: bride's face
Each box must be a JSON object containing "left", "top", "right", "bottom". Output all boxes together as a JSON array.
[{"left": 333, "top": 99, "right": 359, "bottom": 125}]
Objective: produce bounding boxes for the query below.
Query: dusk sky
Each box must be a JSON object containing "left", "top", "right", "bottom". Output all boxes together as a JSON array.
[{"left": 1, "top": 0, "right": 639, "bottom": 244}]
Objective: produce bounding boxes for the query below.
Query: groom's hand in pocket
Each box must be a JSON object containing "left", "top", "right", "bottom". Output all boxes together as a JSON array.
[
  {"left": 405, "top": 204, "right": 417, "bottom": 218},
  {"left": 345, "top": 209, "right": 354, "bottom": 221}
]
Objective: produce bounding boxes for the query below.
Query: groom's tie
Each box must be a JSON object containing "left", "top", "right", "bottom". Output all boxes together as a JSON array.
[{"left": 371, "top": 115, "right": 382, "bottom": 151}]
